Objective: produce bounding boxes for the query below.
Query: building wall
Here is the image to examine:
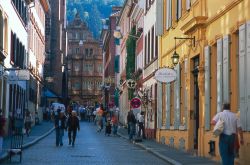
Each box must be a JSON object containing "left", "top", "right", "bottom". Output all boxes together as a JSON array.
[
  {"left": 67, "top": 14, "right": 102, "bottom": 106},
  {"left": 28, "top": 0, "right": 49, "bottom": 122},
  {"left": 143, "top": 0, "right": 158, "bottom": 139},
  {"left": 0, "top": 0, "right": 29, "bottom": 134},
  {"left": 46, "top": 0, "right": 66, "bottom": 96},
  {"left": 159, "top": 0, "right": 250, "bottom": 164},
  {"left": 118, "top": 0, "right": 132, "bottom": 125}
]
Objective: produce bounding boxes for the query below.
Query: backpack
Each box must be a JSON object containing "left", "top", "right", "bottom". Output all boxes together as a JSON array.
[{"left": 213, "top": 118, "right": 224, "bottom": 137}]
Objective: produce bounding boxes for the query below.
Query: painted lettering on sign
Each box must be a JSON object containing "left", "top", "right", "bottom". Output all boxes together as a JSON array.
[{"left": 154, "top": 68, "right": 177, "bottom": 83}]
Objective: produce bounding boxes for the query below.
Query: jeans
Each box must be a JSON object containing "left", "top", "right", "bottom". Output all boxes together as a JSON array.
[
  {"left": 138, "top": 122, "right": 145, "bottom": 138},
  {"left": 219, "top": 133, "right": 235, "bottom": 165},
  {"left": 56, "top": 128, "right": 64, "bottom": 146},
  {"left": 68, "top": 129, "right": 77, "bottom": 145},
  {"left": 129, "top": 122, "right": 135, "bottom": 140},
  {"left": 113, "top": 124, "right": 118, "bottom": 135}
]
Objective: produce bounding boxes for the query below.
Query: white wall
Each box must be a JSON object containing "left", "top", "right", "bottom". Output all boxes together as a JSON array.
[
  {"left": 0, "top": 0, "right": 28, "bottom": 69},
  {"left": 0, "top": 0, "right": 28, "bottom": 117}
]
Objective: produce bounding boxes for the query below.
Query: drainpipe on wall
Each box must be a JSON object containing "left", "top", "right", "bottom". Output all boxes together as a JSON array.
[{"left": 26, "top": 2, "right": 35, "bottom": 113}]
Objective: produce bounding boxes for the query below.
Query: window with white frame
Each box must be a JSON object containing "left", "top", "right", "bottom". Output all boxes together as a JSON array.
[
  {"left": 87, "top": 81, "right": 93, "bottom": 90},
  {"left": 97, "top": 65, "right": 103, "bottom": 73},
  {"left": 74, "top": 62, "right": 80, "bottom": 72},
  {"left": 73, "top": 82, "right": 81, "bottom": 90},
  {"left": 82, "top": 81, "right": 88, "bottom": 90}
]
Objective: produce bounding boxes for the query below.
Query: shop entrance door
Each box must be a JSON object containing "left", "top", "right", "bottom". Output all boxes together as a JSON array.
[{"left": 192, "top": 57, "right": 199, "bottom": 149}]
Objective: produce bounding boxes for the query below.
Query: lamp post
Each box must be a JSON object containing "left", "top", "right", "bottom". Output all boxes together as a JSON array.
[
  {"left": 172, "top": 36, "right": 195, "bottom": 66},
  {"left": 62, "top": 60, "right": 70, "bottom": 110}
]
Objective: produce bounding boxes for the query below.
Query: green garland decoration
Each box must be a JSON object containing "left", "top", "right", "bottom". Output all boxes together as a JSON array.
[{"left": 126, "top": 26, "right": 137, "bottom": 100}]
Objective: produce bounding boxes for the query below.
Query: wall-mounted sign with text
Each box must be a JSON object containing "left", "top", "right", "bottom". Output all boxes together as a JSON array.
[
  {"left": 154, "top": 68, "right": 176, "bottom": 83},
  {"left": 8, "top": 69, "right": 30, "bottom": 82}
]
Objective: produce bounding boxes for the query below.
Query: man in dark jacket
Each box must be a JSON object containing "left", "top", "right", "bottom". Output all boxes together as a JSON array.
[
  {"left": 127, "top": 110, "right": 136, "bottom": 141},
  {"left": 67, "top": 111, "right": 80, "bottom": 147}
]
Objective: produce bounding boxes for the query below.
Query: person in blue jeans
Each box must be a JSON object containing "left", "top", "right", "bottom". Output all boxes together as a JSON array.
[
  {"left": 54, "top": 109, "right": 66, "bottom": 147},
  {"left": 211, "top": 103, "right": 244, "bottom": 165}
]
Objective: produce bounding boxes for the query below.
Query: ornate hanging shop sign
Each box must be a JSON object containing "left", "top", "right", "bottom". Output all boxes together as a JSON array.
[
  {"left": 126, "top": 79, "right": 137, "bottom": 89},
  {"left": 154, "top": 68, "right": 176, "bottom": 83}
]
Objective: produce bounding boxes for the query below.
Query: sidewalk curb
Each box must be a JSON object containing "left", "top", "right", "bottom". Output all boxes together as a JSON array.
[
  {"left": 117, "top": 132, "right": 182, "bottom": 165},
  {"left": 0, "top": 127, "right": 55, "bottom": 162},
  {"left": 23, "top": 127, "right": 55, "bottom": 149}
]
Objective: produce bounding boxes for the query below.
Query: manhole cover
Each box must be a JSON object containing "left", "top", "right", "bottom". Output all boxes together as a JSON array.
[{"left": 71, "top": 155, "right": 94, "bottom": 158}]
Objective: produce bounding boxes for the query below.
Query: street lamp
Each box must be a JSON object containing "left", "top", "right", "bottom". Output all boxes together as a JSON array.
[
  {"left": 171, "top": 50, "right": 180, "bottom": 66},
  {"left": 62, "top": 61, "right": 70, "bottom": 110},
  {"left": 172, "top": 36, "right": 195, "bottom": 66}
]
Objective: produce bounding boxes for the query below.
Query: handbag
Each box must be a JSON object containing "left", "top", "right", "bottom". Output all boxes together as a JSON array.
[{"left": 213, "top": 118, "right": 224, "bottom": 137}]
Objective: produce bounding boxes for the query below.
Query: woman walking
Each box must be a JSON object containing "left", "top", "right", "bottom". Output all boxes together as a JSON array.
[
  {"left": 24, "top": 111, "right": 33, "bottom": 137},
  {"left": 67, "top": 111, "right": 80, "bottom": 147},
  {"left": 54, "top": 109, "right": 66, "bottom": 147}
]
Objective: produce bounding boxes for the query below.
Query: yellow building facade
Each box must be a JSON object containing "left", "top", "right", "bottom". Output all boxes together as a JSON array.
[{"left": 158, "top": 0, "right": 250, "bottom": 164}]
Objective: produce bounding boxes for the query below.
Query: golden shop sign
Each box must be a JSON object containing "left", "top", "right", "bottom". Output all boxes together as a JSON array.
[{"left": 154, "top": 68, "right": 176, "bottom": 83}]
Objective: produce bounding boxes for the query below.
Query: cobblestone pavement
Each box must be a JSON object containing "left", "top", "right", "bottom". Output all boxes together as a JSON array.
[{"left": 2, "top": 122, "right": 170, "bottom": 165}]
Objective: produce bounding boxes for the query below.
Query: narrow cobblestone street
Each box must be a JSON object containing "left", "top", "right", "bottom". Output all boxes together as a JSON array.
[{"left": 2, "top": 122, "right": 169, "bottom": 165}]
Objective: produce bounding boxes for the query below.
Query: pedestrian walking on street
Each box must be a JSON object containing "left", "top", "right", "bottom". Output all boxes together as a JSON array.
[
  {"left": 105, "top": 117, "right": 112, "bottom": 136},
  {"left": 96, "top": 105, "right": 104, "bottom": 132},
  {"left": 67, "top": 111, "right": 80, "bottom": 147},
  {"left": 24, "top": 111, "right": 33, "bottom": 137},
  {"left": 211, "top": 103, "right": 244, "bottom": 165},
  {"left": 137, "top": 111, "right": 146, "bottom": 139},
  {"left": 54, "top": 109, "right": 66, "bottom": 147},
  {"left": 111, "top": 113, "right": 118, "bottom": 136},
  {"left": 127, "top": 110, "right": 136, "bottom": 141}
]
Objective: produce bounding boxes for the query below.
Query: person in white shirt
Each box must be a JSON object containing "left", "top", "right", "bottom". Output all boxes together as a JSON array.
[
  {"left": 137, "top": 112, "right": 146, "bottom": 139},
  {"left": 211, "top": 103, "right": 244, "bottom": 165}
]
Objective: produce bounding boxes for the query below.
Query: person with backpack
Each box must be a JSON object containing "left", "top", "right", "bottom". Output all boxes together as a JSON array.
[{"left": 211, "top": 103, "right": 244, "bottom": 165}]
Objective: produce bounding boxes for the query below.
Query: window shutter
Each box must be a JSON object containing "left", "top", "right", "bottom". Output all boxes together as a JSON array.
[
  {"left": 157, "top": 82, "right": 162, "bottom": 128},
  {"left": 184, "top": 58, "right": 188, "bottom": 129},
  {"left": 169, "top": 0, "right": 172, "bottom": 27},
  {"left": 0, "top": 14, "right": 3, "bottom": 50},
  {"left": 156, "top": 0, "right": 163, "bottom": 36},
  {"left": 186, "top": 0, "right": 191, "bottom": 10},
  {"left": 166, "top": 83, "right": 171, "bottom": 129},
  {"left": 246, "top": 21, "right": 250, "bottom": 131},
  {"left": 239, "top": 24, "right": 247, "bottom": 131},
  {"left": 174, "top": 63, "right": 180, "bottom": 129},
  {"left": 204, "top": 46, "right": 211, "bottom": 130},
  {"left": 10, "top": 32, "right": 14, "bottom": 62},
  {"left": 166, "top": 0, "right": 172, "bottom": 29},
  {"left": 114, "top": 55, "right": 120, "bottom": 73},
  {"left": 217, "top": 38, "right": 223, "bottom": 113},
  {"left": 223, "top": 35, "right": 230, "bottom": 103},
  {"left": 115, "top": 38, "right": 120, "bottom": 45},
  {"left": 166, "top": 0, "right": 170, "bottom": 29},
  {"left": 177, "top": 0, "right": 182, "bottom": 20}
]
